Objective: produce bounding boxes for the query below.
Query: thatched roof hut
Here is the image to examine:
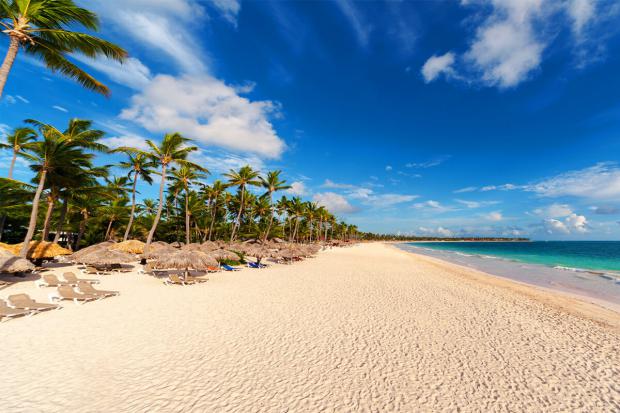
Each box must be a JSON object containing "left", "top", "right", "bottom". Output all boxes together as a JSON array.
[
  {"left": 151, "top": 250, "right": 218, "bottom": 270},
  {"left": 12, "top": 241, "right": 72, "bottom": 259},
  {"left": 110, "top": 240, "right": 145, "bottom": 254},
  {"left": 0, "top": 249, "right": 35, "bottom": 273}
]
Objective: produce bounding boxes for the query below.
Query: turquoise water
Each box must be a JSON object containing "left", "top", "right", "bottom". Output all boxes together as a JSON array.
[{"left": 407, "top": 241, "right": 620, "bottom": 273}]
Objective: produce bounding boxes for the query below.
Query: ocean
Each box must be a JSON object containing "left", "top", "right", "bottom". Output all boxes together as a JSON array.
[{"left": 397, "top": 241, "right": 620, "bottom": 308}]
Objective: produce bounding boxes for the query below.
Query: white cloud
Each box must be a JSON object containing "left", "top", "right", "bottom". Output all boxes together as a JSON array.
[
  {"left": 385, "top": 165, "right": 393, "bottom": 171},
  {"left": 15, "top": 95, "right": 29, "bottom": 103},
  {"left": 454, "top": 186, "right": 478, "bottom": 193},
  {"left": 413, "top": 200, "right": 452, "bottom": 212},
  {"left": 4, "top": 95, "right": 16, "bottom": 104},
  {"left": 566, "top": 213, "right": 588, "bottom": 233},
  {"left": 405, "top": 155, "right": 450, "bottom": 169},
  {"left": 188, "top": 149, "right": 265, "bottom": 175},
  {"left": 418, "top": 226, "right": 454, "bottom": 237},
  {"left": 323, "top": 179, "right": 357, "bottom": 189},
  {"left": 100, "top": 134, "right": 151, "bottom": 152},
  {"left": 484, "top": 211, "right": 503, "bottom": 221},
  {"left": 287, "top": 181, "right": 307, "bottom": 196},
  {"left": 52, "top": 105, "right": 68, "bottom": 112},
  {"left": 421, "top": 52, "right": 455, "bottom": 83},
  {"left": 313, "top": 192, "right": 358, "bottom": 214},
  {"left": 120, "top": 74, "right": 286, "bottom": 158},
  {"left": 480, "top": 183, "right": 519, "bottom": 192},
  {"left": 532, "top": 203, "right": 573, "bottom": 218},
  {"left": 527, "top": 162, "right": 620, "bottom": 200},
  {"left": 366, "top": 193, "right": 418, "bottom": 208},
  {"left": 544, "top": 213, "right": 588, "bottom": 234},
  {"left": 210, "top": 0, "right": 241, "bottom": 24},
  {"left": 455, "top": 199, "right": 501, "bottom": 208},
  {"left": 567, "top": 0, "right": 595, "bottom": 36},
  {"left": 72, "top": 55, "right": 152, "bottom": 90}
]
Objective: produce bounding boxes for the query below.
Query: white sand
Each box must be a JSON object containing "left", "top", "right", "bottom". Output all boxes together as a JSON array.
[{"left": 1, "top": 242, "right": 619, "bottom": 412}]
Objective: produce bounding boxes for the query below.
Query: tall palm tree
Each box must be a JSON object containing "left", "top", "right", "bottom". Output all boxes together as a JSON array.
[
  {"left": 117, "top": 153, "right": 155, "bottom": 241},
  {"left": 258, "top": 170, "right": 291, "bottom": 241},
  {"left": 288, "top": 197, "right": 305, "bottom": 242},
  {"left": 117, "top": 133, "right": 200, "bottom": 250},
  {"left": 18, "top": 124, "right": 97, "bottom": 257},
  {"left": 0, "top": 0, "right": 127, "bottom": 98},
  {"left": 204, "top": 180, "right": 227, "bottom": 241},
  {"left": 169, "top": 165, "right": 208, "bottom": 245},
  {"left": 0, "top": 126, "right": 37, "bottom": 178},
  {"left": 224, "top": 165, "right": 260, "bottom": 241}
]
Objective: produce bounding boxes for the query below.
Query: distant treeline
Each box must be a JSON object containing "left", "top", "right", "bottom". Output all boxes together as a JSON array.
[{"left": 357, "top": 234, "right": 530, "bottom": 242}]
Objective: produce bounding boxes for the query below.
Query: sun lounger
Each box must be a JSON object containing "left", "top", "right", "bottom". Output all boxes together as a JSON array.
[
  {"left": 50, "top": 285, "right": 99, "bottom": 304},
  {"left": 81, "top": 266, "right": 110, "bottom": 276},
  {"left": 207, "top": 266, "right": 220, "bottom": 273},
  {"left": 221, "top": 264, "right": 241, "bottom": 271},
  {"left": 63, "top": 272, "right": 99, "bottom": 284},
  {"left": 186, "top": 275, "right": 208, "bottom": 283},
  {"left": 247, "top": 262, "right": 267, "bottom": 269},
  {"left": 77, "top": 281, "right": 119, "bottom": 298},
  {"left": 0, "top": 299, "right": 33, "bottom": 321},
  {"left": 35, "top": 273, "right": 74, "bottom": 288},
  {"left": 7, "top": 293, "right": 60, "bottom": 311},
  {"left": 164, "top": 274, "right": 194, "bottom": 285}
]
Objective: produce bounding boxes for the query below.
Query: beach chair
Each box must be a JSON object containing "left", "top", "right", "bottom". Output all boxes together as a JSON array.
[
  {"left": 50, "top": 285, "right": 99, "bottom": 304},
  {"left": 77, "top": 281, "right": 119, "bottom": 298},
  {"left": 206, "top": 266, "right": 220, "bottom": 273},
  {"left": 63, "top": 272, "right": 99, "bottom": 284},
  {"left": 164, "top": 274, "right": 194, "bottom": 285},
  {"left": 7, "top": 294, "right": 60, "bottom": 312},
  {"left": 247, "top": 262, "right": 267, "bottom": 269},
  {"left": 81, "top": 266, "right": 110, "bottom": 276},
  {"left": 186, "top": 275, "right": 208, "bottom": 283},
  {"left": 221, "top": 264, "right": 241, "bottom": 272},
  {"left": 0, "top": 299, "right": 33, "bottom": 321},
  {"left": 35, "top": 273, "right": 74, "bottom": 288}
]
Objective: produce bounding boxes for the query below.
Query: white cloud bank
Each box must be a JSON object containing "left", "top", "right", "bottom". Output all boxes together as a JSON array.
[
  {"left": 421, "top": 52, "right": 455, "bottom": 83},
  {"left": 313, "top": 192, "right": 358, "bottom": 214}
]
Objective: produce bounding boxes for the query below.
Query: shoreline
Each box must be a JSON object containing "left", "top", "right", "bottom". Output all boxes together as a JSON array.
[{"left": 1, "top": 242, "right": 619, "bottom": 411}]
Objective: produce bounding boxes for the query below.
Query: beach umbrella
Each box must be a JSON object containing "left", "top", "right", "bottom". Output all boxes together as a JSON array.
[
  {"left": 77, "top": 249, "right": 136, "bottom": 266},
  {"left": 110, "top": 240, "right": 145, "bottom": 254},
  {"left": 70, "top": 241, "right": 115, "bottom": 262},
  {"left": 181, "top": 243, "right": 203, "bottom": 251},
  {"left": 151, "top": 250, "right": 218, "bottom": 280},
  {"left": 209, "top": 249, "right": 240, "bottom": 263},
  {"left": 143, "top": 243, "right": 177, "bottom": 259},
  {"left": 12, "top": 241, "right": 72, "bottom": 260},
  {"left": 0, "top": 249, "right": 35, "bottom": 273},
  {"left": 199, "top": 241, "right": 219, "bottom": 252}
]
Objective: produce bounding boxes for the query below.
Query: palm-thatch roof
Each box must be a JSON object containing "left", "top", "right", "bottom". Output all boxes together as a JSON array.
[
  {"left": 0, "top": 249, "right": 35, "bottom": 273},
  {"left": 143, "top": 242, "right": 176, "bottom": 259},
  {"left": 209, "top": 249, "right": 240, "bottom": 262},
  {"left": 77, "top": 249, "right": 136, "bottom": 265},
  {"left": 110, "top": 240, "right": 145, "bottom": 254},
  {"left": 181, "top": 243, "right": 203, "bottom": 251},
  {"left": 11, "top": 241, "right": 72, "bottom": 259},
  {"left": 70, "top": 241, "right": 115, "bottom": 262},
  {"left": 0, "top": 242, "right": 14, "bottom": 253},
  {"left": 151, "top": 250, "right": 218, "bottom": 270}
]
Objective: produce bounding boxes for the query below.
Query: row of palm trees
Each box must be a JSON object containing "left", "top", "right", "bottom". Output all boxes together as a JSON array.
[{"left": 0, "top": 119, "right": 360, "bottom": 258}]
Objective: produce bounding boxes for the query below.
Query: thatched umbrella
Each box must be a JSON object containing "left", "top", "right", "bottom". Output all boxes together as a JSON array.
[
  {"left": 143, "top": 243, "right": 177, "bottom": 259},
  {"left": 0, "top": 249, "right": 35, "bottom": 273},
  {"left": 0, "top": 242, "right": 14, "bottom": 253},
  {"left": 77, "top": 249, "right": 136, "bottom": 266},
  {"left": 181, "top": 243, "right": 203, "bottom": 251},
  {"left": 70, "top": 241, "right": 115, "bottom": 262},
  {"left": 209, "top": 248, "right": 240, "bottom": 263},
  {"left": 151, "top": 250, "right": 218, "bottom": 280},
  {"left": 244, "top": 246, "right": 271, "bottom": 264},
  {"left": 110, "top": 240, "right": 145, "bottom": 254},
  {"left": 12, "top": 241, "right": 72, "bottom": 261}
]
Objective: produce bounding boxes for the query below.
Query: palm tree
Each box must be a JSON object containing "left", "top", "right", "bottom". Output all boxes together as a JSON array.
[
  {"left": 204, "top": 180, "right": 227, "bottom": 241},
  {"left": 224, "top": 166, "right": 260, "bottom": 241},
  {"left": 169, "top": 165, "right": 208, "bottom": 244},
  {"left": 18, "top": 123, "right": 98, "bottom": 257},
  {"left": 117, "top": 153, "right": 154, "bottom": 241},
  {"left": 0, "top": 126, "right": 37, "bottom": 178},
  {"left": 117, "top": 133, "right": 200, "bottom": 250},
  {"left": 288, "top": 197, "right": 305, "bottom": 242},
  {"left": 258, "top": 170, "right": 291, "bottom": 241},
  {"left": 0, "top": 0, "right": 127, "bottom": 98}
]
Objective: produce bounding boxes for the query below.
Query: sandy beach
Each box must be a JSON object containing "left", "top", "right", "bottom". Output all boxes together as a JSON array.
[{"left": 1, "top": 242, "right": 619, "bottom": 412}]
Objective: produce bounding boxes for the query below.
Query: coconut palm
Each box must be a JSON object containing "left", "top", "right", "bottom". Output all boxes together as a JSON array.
[
  {"left": 259, "top": 170, "right": 291, "bottom": 241},
  {"left": 224, "top": 166, "right": 261, "bottom": 241},
  {"left": 116, "top": 133, "right": 200, "bottom": 250},
  {"left": 18, "top": 124, "right": 99, "bottom": 257},
  {"left": 203, "top": 180, "right": 227, "bottom": 241},
  {"left": 116, "top": 153, "right": 155, "bottom": 241},
  {"left": 0, "top": 0, "right": 127, "bottom": 98},
  {"left": 169, "top": 164, "right": 208, "bottom": 245},
  {"left": 0, "top": 126, "right": 37, "bottom": 178}
]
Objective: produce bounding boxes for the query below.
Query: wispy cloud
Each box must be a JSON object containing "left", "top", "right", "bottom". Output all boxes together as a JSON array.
[
  {"left": 52, "top": 105, "right": 68, "bottom": 112},
  {"left": 313, "top": 192, "right": 358, "bottom": 214},
  {"left": 333, "top": 0, "right": 372, "bottom": 48},
  {"left": 405, "top": 155, "right": 451, "bottom": 169}
]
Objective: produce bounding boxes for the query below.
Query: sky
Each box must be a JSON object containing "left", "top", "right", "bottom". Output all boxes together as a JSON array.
[{"left": 2, "top": 0, "right": 620, "bottom": 240}]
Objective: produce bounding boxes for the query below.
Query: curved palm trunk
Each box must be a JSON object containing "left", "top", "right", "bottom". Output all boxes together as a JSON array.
[
  {"left": 208, "top": 202, "right": 218, "bottom": 241},
  {"left": 185, "top": 188, "right": 191, "bottom": 245},
  {"left": 41, "top": 196, "right": 55, "bottom": 241},
  {"left": 105, "top": 218, "right": 115, "bottom": 240},
  {"left": 145, "top": 164, "right": 167, "bottom": 250},
  {"left": 292, "top": 217, "right": 300, "bottom": 242},
  {"left": 20, "top": 170, "right": 47, "bottom": 258},
  {"left": 75, "top": 211, "right": 88, "bottom": 250},
  {"left": 263, "top": 192, "right": 274, "bottom": 242},
  {"left": 0, "top": 36, "right": 19, "bottom": 99},
  {"left": 123, "top": 172, "right": 139, "bottom": 241},
  {"left": 8, "top": 150, "right": 18, "bottom": 179},
  {"left": 52, "top": 197, "right": 68, "bottom": 243},
  {"left": 230, "top": 186, "right": 245, "bottom": 242}
]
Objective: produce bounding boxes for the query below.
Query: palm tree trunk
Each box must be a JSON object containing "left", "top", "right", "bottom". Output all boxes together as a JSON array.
[
  {"left": 263, "top": 192, "right": 274, "bottom": 242},
  {"left": 230, "top": 186, "right": 245, "bottom": 241},
  {"left": 8, "top": 150, "right": 17, "bottom": 179},
  {"left": 293, "top": 217, "right": 300, "bottom": 242},
  {"left": 0, "top": 36, "right": 19, "bottom": 99},
  {"left": 185, "top": 188, "right": 190, "bottom": 245},
  {"left": 105, "top": 218, "right": 114, "bottom": 240},
  {"left": 41, "top": 196, "right": 55, "bottom": 241},
  {"left": 52, "top": 197, "right": 68, "bottom": 243},
  {"left": 145, "top": 164, "right": 167, "bottom": 250},
  {"left": 75, "top": 211, "right": 88, "bottom": 250},
  {"left": 208, "top": 202, "right": 217, "bottom": 241},
  {"left": 123, "top": 171, "right": 139, "bottom": 241},
  {"left": 20, "top": 170, "right": 47, "bottom": 258}
]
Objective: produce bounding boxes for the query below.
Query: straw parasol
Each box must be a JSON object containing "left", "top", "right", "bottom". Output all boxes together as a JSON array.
[
  {"left": 110, "top": 240, "right": 145, "bottom": 254},
  {"left": 77, "top": 249, "right": 136, "bottom": 266},
  {"left": 208, "top": 248, "right": 240, "bottom": 263},
  {"left": 11, "top": 241, "right": 72, "bottom": 260},
  {"left": 151, "top": 250, "right": 218, "bottom": 280},
  {"left": 181, "top": 243, "right": 203, "bottom": 251},
  {"left": 0, "top": 249, "right": 35, "bottom": 273},
  {"left": 70, "top": 241, "right": 115, "bottom": 262},
  {"left": 143, "top": 242, "right": 176, "bottom": 259},
  {"left": 0, "top": 242, "right": 14, "bottom": 253}
]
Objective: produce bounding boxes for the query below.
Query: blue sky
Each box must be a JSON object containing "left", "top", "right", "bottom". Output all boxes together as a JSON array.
[{"left": 2, "top": 0, "right": 620, "bottom": 239}]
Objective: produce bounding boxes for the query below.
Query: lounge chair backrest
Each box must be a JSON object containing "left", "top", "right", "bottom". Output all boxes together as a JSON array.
[
  {"left": 169, "top": 274, "right": 183, "bottom": 283},
  {"left": 63, "top": 272, "right": 78, "bottom": 282},
  {"left": 8, "top": 294, "right": 33, "bottom": 305},
  {"left": 58, "top": 285, "right": 76, "bottom": 296},
  {"left": 44, "top": 274, "right": 61, "bottom": 284},
  {"left": 0, "top": 299, "right": 9, "bottom": 308},
  {"left": 77, "top": 281, "right": 95, "bottom": 293}
]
